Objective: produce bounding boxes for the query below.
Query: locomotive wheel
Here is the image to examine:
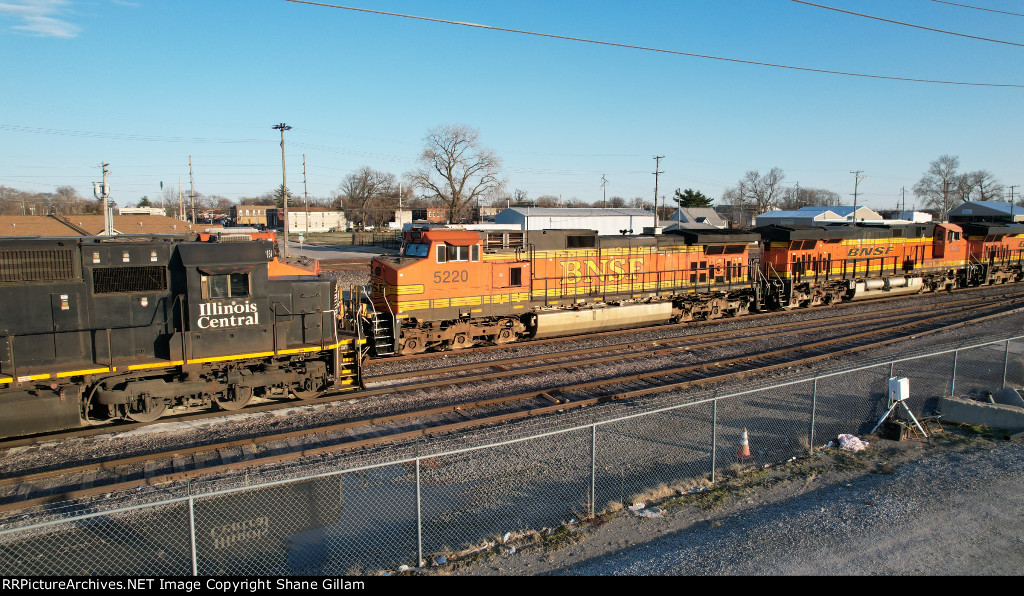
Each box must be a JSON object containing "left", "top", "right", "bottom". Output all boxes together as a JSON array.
[
  {"left": 449, "top": 333, "right": 474, "bottom": 350},
  {"left": 126, "top": 400, "right": 167, "bottom": 423},
  {"left": 494, "top": 328, "right": 515, "bottom": 344},
  {"left": 291, "top": 388, "right": 324, "bottom": 400},
  {"left": 400, "top": 337, "right": 426, "bottom": 356},
  {"left": 215, "top": 387, "right": 252, "bottom": 411},
  {"left": 291, "top": 376, "right": 326, "bottom": 400}
]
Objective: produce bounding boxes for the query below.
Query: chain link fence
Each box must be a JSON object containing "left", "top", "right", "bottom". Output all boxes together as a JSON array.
[{"left": 2, "top": 335, "right": 1022, "bottom": 575}]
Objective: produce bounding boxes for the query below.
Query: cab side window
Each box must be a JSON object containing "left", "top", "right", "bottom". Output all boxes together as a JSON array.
[
  {"left": 201, "top": 273, "right": 250, "bottom": 299},
  {"left": 437, "top": 244, "right": 480, "bottom": 263}
]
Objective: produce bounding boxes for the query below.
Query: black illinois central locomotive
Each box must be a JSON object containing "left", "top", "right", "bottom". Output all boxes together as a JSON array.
[{"left": 0, "top": 235, "right": 361, "bottom": 439}]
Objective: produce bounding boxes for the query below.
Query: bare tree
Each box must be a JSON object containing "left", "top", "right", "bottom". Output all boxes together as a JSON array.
[
  {"left": 0, "top": 186, "right": 26, "bottom": 215},
  {"left": 409, "top": 124, "right": 503, "bottom": 222},
  {"left": 54, "top": 185, "right": 82, "bottom": 214},
  {"left": 722, "top": 168, "right": 786, "bottom": 219},
  {"left": 776, "top": 186, "right": 842, "bottom": 210},
  {"left": 535, "top": 195, "right": 560, "bottom": 208},
  {"left": 338, "top": 166, "right": 397, "bottom": 229},
  {"left": 963, "top": 170, "right": 1004, "bottom": 203},
  {"left": 913, "top": 155, "right": 961, "bottom": 219}
]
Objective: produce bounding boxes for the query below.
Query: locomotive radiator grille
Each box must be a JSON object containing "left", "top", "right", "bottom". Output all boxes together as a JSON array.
[
  {"left": 92, "top": 265, "right": 167, "bottom": 293},
  {"left": 0, "top": 248, "right": 76, "bottom": 282}
]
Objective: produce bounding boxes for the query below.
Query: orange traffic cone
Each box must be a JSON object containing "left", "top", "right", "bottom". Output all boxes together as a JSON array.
[{"left": 736, "top": 428, "right": 754, "bottom": 460}]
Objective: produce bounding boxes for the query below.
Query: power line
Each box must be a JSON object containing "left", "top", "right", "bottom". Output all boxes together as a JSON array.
[
  {"left": 928, "top": 0, "right": 1024, "bottom": 18},
  {"left": 282, "top": 0, "right": 1024, "bottom": 88},
  {"left": 791, "top": 0, "right": 1024, "bottom": 47}
]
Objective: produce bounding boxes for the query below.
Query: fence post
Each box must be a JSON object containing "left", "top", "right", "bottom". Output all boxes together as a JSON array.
[
  {"left": 188, "top": 480, "right": 197, "bottom": 576},
  {"left": 951, "top": 349, "right": 959, "bottom": 396},
  {"left": 590, "top": 424, "right": 597, "bottom": 518},
  {"left": 415, "top": 457, "right": 424, "bottom": 568},
  {"left": 1003, "top": 340, "right": 1010, "bottom": 389},
  {"left": 809, "top": 377, "right": 818, "bottom": 455},
  {"left": 710, "top": 399, "right": 717, "bottom": 485}
]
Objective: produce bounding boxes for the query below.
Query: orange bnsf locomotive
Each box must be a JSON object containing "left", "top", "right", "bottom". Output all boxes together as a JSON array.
[
  {"left": 365, "top": 222, "right": 1024, "bottom": 357},
  {"left": 758, "top": 221, "right": 1024, "bottom": 309},
  {"left": 367, "top": 227, "right": 760, "bottom": 355}
]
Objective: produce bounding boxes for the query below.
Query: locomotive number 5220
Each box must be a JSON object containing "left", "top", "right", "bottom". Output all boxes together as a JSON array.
[{"left": 434, "top": 270, "right": 469, "bottom": 284}]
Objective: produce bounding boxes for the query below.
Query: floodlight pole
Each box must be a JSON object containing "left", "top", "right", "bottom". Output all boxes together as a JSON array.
[
  {"left": 653, "top": 156, "right": 664, "bottom": 227},
  {"left": 273, "top": 123, "right": 292, "bottom": 258}
]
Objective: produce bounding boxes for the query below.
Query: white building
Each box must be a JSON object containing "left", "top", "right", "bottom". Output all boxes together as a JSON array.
[
  {"left": 755, "top": 205, "right": 883, "bottom": 227},
  {"left": 494, "top": 207, "right": 655, "bottom": 236},
  {"left": 287, "top": 207, "right": 347, "bottom": 234},
  {"left": 117, "top": 207, "right": 168, "bottom": 216}
]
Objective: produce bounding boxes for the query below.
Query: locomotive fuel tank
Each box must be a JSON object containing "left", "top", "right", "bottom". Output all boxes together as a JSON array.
[
  {"left": 846, "top": 276, "right": 924, "bottom": 300},
  {"left": 528, "top": 302, "right": 674, "bottom": 339}
]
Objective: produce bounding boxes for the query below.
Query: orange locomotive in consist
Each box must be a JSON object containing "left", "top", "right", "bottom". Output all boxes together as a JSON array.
[
  {"left": 959, "top": 222, "right": 1024, "bottom": 285},
  {"left": 368, "top": 227, "right": 760, "bottom": 355},
  {"left": 757, "top": 221, "right": 1023, "bottom": 309}
]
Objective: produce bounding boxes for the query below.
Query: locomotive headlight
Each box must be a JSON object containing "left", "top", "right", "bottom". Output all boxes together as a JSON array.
[{"left": 140, "top": 297, "right": 149, "bottom": 307}]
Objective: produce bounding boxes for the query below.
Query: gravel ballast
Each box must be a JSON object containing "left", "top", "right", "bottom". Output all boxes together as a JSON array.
[{"left": 445, "top": 433, "right": 1024, "bottom": 576}]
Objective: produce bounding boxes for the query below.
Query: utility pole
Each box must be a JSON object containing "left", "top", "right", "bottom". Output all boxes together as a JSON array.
[
  {"left": 272, "top": 123, "right": 292, "bottom": 258},
  {"left": 189, "top": 156, "right": 196, "bottom": 228},
  {"left": 653, "top": 156, "right": 664, "bottom": 227},
  {"left": 601, "top": 174, "right": 608, "bottom": 208},
  {"left": 1010, "top": 185, "right": 1019, "bottom": 222},
  {"left": 850, "top": 170, "right": 864, "bottom": 223},
  {"left": 900, "top": 186, "right": 907, "bottom": 216},
  {"left": 302, "top": 154, "right": 309, "bottom": 242},
  {"left": 178, "top": 178, "right": 183, "bottom": 221},
  {"left": 93, "top": 162, "right": 111, "bottom": 235}
]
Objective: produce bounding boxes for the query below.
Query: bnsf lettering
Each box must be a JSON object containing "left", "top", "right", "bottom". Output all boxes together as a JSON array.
[
  {"left": 560, "top": 258, "right": 644, "bottom": 284},
  {"left": 846, "top": 246, "right": 895, "bottom": 257}
]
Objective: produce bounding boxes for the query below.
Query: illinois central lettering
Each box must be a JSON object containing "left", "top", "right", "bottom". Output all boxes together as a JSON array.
[
  {"left": 560, "top": 258, "right": 644, "bottom": 284},
  {"left": 197, "top": 300, "right": 260, "bottom": 329}
]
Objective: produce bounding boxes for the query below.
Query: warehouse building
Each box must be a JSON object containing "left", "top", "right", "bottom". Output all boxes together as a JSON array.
[{"left": 494, "top": 207, "right": 655, "bottom": 236}]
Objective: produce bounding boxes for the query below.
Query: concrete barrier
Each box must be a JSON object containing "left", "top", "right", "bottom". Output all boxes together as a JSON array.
[{"left": 940, "top": 395, "right": 1024, "bottom": 433}]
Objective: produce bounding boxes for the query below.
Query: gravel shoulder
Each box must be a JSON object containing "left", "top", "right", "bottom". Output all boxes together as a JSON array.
[{"left": 443, "top": 428, "right": 1024, "bottom": 576}]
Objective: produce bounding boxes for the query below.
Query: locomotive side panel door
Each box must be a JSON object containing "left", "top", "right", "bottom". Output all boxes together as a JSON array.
[{"left": 49, "top": 289, "right": 89, "bottom": 365}]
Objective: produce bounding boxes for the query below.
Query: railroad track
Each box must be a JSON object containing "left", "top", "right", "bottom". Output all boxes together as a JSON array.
[
  {"left": 317, "top": 257, "right": 372, "bottom": 272},
  {"left": 3, "top": 290, "right": 1012, "bottom": 451},
  {"left": 366, "top": 284, "right": 1024, "bottom": 368},
  {"left": 0, "top": 295, "right": 1019, "bottom": 513}
]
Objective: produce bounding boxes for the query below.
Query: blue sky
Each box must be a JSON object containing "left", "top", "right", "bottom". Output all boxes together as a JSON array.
[{"left": 1, "top": 0, "right": 1021, "bottom": 211}]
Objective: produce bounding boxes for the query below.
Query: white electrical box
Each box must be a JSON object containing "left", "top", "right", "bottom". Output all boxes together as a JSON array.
[{"left": 888, "top": 377, "right": 910, "bottom": 402}]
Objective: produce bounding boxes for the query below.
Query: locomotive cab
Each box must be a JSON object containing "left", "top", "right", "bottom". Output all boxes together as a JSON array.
[{"left": 368, "top": 228, "right": 531, "bottom": 355}]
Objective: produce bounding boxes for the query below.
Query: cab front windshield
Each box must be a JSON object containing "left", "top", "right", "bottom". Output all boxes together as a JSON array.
[{"left": 403, "top": 242, "right": 429, "bottom": 258}]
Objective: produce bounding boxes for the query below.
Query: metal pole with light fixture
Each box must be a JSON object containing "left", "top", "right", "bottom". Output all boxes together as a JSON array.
[{"left": 273, "top": 123, "right": 292, "bottom": 258}]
